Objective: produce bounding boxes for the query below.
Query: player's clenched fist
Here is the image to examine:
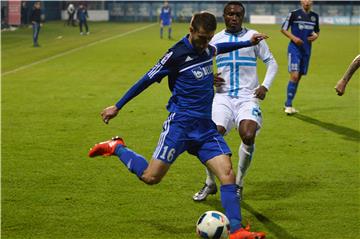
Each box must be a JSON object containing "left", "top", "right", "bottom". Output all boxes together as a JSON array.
[
  {"left": 101, "top": 105, "right": 119, "bottom": 124},
  {"left": 250, "top": 33, "right": 268, "bottom": 45}
]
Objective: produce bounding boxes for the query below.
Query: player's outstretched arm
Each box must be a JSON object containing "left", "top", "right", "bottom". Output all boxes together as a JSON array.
[
  {"left": 215, "top": 33, "right": 268, "bottom": 55},
  {"left": 335, "top": 54, "right": 360, "bottom": 96}
]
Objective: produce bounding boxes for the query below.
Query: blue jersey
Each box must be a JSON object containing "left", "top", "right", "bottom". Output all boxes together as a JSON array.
[
  {"left": 115, "top": 35, "right": 252, "bottom": 119},
  {"left": 282, "top": 8, "right": 320, "bottom": 55},
  {"left": 77, "top": 8, "right": 88, "bottom": 21},
  {"left": 160, "top": 6, "right": 171, "bottom": 25}
]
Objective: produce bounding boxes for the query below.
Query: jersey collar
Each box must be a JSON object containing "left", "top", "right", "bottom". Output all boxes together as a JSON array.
[
  {"left": 225, "top": 28, "right": 248, "bottom": 37},
  {"left": 183, "top": 34, "right": 195, "bottom": 51}
]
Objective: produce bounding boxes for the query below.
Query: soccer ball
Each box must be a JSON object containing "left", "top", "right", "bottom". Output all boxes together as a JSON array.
[{"left": 196, "top": 211, "right": 230, "bottom": 239}]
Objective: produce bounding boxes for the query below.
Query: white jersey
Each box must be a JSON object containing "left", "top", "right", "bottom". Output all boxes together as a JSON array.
[{"left": 211, "top": 28, "right": 277, "bottom": 99}]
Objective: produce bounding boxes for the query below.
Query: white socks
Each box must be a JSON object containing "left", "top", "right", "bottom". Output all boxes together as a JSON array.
[
  {"left": 204, "top": 142, "right": 255, "bottom": 187},
  {"left": 236, "top": 143, "right": 254, "bottom": 187},
  {"left": 205, "top": 167, "right": 216, "bottom": 186}
]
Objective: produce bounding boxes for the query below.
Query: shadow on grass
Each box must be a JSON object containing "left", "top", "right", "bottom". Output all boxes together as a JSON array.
[
  {"left": 202, "top": 199, "right": 299, "bottom": 239},
  {"left": 293, "top": 114, "right": 360, "bottom": 142},
  {"left": 200, "top": 179, "right": 320, "bottom": 238},
  {"left": 246, "top": 179, "right": 320, "bottom": 201},
  {"left": 242, "top": 201, "right": 300, "bottom": 239}
]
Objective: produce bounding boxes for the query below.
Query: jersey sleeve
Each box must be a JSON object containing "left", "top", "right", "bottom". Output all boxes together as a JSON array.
[
  {"left": 115, "top": 50, "right": 174, "bottom": 110},
  {"left": 281, "top": 12, "right": 293, "bottom": 31},
  {"left": 213, "top": 41, "right": 252, "bottom": 56},
  {"left": 255, "top": 40, "right": 278, "bottom": 90},
  {"left": 314, "top": 13, "right": 320, "bottom": 33}
]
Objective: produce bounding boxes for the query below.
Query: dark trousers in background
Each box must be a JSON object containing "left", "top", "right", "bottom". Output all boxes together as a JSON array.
[
  {"left": 32, "top": 22, "right": 41, "bottom": 46},
  {"left": 79, "top": 20, "right": 88, "bottom": 33},
  {"left": 67, "top": 12, "right": 75, "bottom": 26}
]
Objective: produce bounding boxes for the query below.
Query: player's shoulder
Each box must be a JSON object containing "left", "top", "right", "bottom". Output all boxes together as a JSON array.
[
  {"left": 242, "top": 28, "right": 259, "bottom": 41},
  {"left": 310, "top": 10, "right": 319, "bottom": 18},
  {"left": 245, "top": 28, "right": 258, "bottom": 35},
  {"left": 210, "top": 29, "right": 227, "bottom": 43},
  {"left": 290, "top": 8, "right": 302, "bottom": 16},
  {"left": 164, "top": 37, "right": 192, "bottom": 61}
]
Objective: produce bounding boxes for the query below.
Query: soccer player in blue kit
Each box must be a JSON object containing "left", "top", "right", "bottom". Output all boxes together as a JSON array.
[
  {"left": 281, "top": 0, "right": 319, "bottom": 115},
  {"left": 89, "top": 11, "right": 267, "bottom": 239},
  {"left": 160, "top": 1, "right": 172, "bottom": 39}
]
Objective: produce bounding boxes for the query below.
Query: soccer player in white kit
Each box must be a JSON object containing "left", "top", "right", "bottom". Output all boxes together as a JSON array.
[{"left": 193, "top": 1, "right": 278, "bottom": 201}]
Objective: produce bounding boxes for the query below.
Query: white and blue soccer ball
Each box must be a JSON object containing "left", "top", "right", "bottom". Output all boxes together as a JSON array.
[{"left": 196, "top": 210, "right": 230, "bottom": 239}]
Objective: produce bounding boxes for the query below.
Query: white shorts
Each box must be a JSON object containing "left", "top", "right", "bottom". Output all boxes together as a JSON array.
[{"left": 212, "top": 94, "right": 263, "bottom": 135}]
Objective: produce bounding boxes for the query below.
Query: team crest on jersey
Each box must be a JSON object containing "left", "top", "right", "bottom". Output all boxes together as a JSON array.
[
  {"left": 311, "top": 16, "right": 316, "bottom": 22},
  {"left": 191, "top": 65, "right": 213, "bottom": 80}
]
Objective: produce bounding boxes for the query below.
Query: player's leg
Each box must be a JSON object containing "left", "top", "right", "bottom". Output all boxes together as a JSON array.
[
  {"left": 160, "top": 22, "right": 164, "bottom": 39},
  {"left": 235, "top": 101, "right": 262, "bottom": 200},
  {"left": 205, "top": 154, "right": 265, "bottom": 238},
  {"left": 193, "top": 95, "right": 234, "bottom": 201},
  {"left": 194, "top": 121, "right": 265, "bottom": 238},
  {"left": 89, "top": 113, "right": 184, "bottom": 185},
  {"left": 84, "top": 20, "right": 89, "bottom": 34},
  {"left": 90, "top": 139, "right": 171, "bottom": 184},
  {"left": 236, "top": 119, "right": 257, "bottom": 199},
  {"left": 140, "top": 158, "right": 170, "bottom": 184},
  {"left": 79, "top": 21, "right": 83, "bottom": 34},
  {"left": 285, "top": 48, "right": 302, "bottom": 114},
  {"left": 168, "top": 24, "right": 172, "bottom": 39}
]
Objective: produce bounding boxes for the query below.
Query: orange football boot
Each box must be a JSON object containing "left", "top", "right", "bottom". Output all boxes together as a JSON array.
[
  {"left": 230, "top": 226, "right": 266, "bottom": 239},
  {"left": 88, "top": 136, "right": 126, "bottom": 157}
]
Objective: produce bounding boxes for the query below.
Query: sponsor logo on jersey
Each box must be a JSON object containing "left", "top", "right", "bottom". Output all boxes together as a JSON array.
[
  {"left": 298, "top": 23, "right": 314, "bottom": 30},
  {"left": 191, "top": 65, "right": 213, "bottom": 80}
]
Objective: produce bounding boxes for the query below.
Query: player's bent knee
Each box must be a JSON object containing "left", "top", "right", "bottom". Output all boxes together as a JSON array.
[
  {"left": 241, "top": 133, "right": 255, "bottom": 145},
  {"left": 142, "top": 175, "right": 162, "bottom": 185},
  {"left": 218, "top": 168, "right": 235, "bottom": 185}
]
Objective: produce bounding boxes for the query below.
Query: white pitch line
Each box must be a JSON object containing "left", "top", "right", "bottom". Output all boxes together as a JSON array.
[{"left": 2, "top": 23, "right": 156, "bottom": 76}]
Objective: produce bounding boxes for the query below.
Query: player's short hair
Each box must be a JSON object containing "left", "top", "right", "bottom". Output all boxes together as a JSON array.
[
  {"left": 190, "top": 11, "right": 217, "bottom": 32},
  {"left": 223, "top": 1, "right": 245, "bottom": 16}
]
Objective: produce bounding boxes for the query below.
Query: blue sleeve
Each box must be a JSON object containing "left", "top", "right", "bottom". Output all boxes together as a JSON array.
[
  {"left": 314, "top": 13, "right": 320, "bottom": 33},
  {"left": 282, "top": 12, "right": 293, "bottom": 31},
  {"left": 115, "top": 51, "right": 174, "bottom": 110},
  {"left": 214, "top": 41, "right": 252, "bottom": 55}
]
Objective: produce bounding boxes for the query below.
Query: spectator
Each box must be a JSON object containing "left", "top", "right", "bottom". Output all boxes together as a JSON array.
[
  {"left": 77, "top": 3, "right": 89, "bottom": 35},
  {"left": 30, "top": 1, "right": 42, "bottom": 47},
  {"left": 67, "top": 3, "right": 76, "bottom": 26}
]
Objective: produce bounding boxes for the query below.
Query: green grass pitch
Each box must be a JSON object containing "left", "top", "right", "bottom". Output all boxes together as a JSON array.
[{"left": 2, "top": 21, "right": 359, "bottom": 239}]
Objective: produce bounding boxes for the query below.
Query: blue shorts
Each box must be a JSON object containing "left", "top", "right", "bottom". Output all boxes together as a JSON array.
[
  {"left": 288, "top": 44, "right": 310, "bottom": 75},
  {"left": 152, "top": 113, "right": 231, "bottom": 164},
  {"left": 161, "top": 19, "right": 171, "bottom": 26}
]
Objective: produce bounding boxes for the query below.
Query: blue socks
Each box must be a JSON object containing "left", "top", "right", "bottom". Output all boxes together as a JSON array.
[
  {"left": 285, "top": 81, "right": 298, "bottom": 107},
  {"left": 168, "top": 27, "right": 172, "bottom": 39},
  {"left": 160, "top": 27, "right": 171, "bottom": 39},
  {"left": 114, "top": 144, "right": 148, "bottom": 178},
  {"left": 220, "top": 184, "right": 242, "bottom": 233}
]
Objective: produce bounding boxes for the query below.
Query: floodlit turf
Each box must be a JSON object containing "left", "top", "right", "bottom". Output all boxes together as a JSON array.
[{"left": 2, "top": 21, "right": 359, "bottom": 239}]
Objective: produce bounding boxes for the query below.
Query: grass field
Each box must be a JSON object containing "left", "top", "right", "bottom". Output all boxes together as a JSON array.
[{"left": 2, "top": 21, "right": 359, "bottom": 239}]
